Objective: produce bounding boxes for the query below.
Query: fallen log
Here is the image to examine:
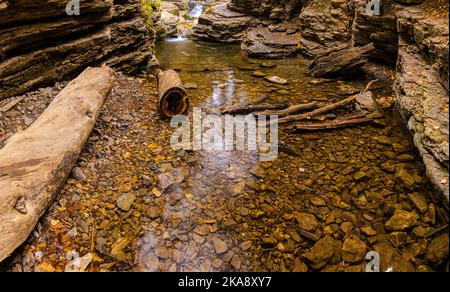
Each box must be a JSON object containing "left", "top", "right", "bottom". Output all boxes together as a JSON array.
[
  {"left": 156, "top": 69, "right": 190, "bottom": 118},
  {"left": 174, "top": 67, "right": 233, "bottom": 73},
  {"left": 223, "top": 102, "right": 290, "bottom": 115},
  {"left": 221, "top": 96, "right": 269, "bottom": 114},
  {"left": 0, "top": 66, "right": 116, "bottom": 262},
  {"left": 254, "top": 102, "right": 317, "bottom": 117},
  {"left": 310, "top": 43, "right": 376, "bottom": 78},
  {"left": 278, "top": 80, "right": 377, "bottom": 125}
]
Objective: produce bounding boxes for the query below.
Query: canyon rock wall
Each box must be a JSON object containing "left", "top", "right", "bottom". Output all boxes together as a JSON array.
[
  {"left": 228, "top": 0, "right": 307, "bottom": 21},
  {"left": 394, "top": 3, "right": 449, "bottom": 203},
  {"left": 0, "top": 0, "right": 155, "bottom": 100}
]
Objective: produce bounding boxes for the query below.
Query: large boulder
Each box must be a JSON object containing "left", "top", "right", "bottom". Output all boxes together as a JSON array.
[
  {"left": 298, "top": 0, "right": 352, "bottom": 58},
  {"left": 192, "top": 3, "right": 252, "bottom": 43},
  {"left": 242, "top": 25, "right": 301, "bottom": 59}
]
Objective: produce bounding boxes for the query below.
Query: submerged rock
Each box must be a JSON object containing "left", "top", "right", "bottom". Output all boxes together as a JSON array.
[
  {"left": 426, "top": 234, "right": 449, "bottom": 264},
  {"left": 407, "top": 192, "right": 428, "bottom": 214},
  {"left": 385, "top": 210, "right": 418, "bottom": 231},
  {"left": 212, "top": 237, "right": 228, "bottom": 255},
  {"left": 72, "top": 167, "right": 87, "bottom": 181},
  {"left": 296, "top": 212, "right": 318, "bottom": 232},
  {"left": 116, "top": 193, "right": 136, "bottom": 212},
  {"left": 65, "top": 253, "right": 93, "bottom": 272},
  {"left": 264, "top": 76, "right": 288, "bottom": 85},
  {"left": 373, "top": 241, "right": 415, "bottom": 272},
  {"left": 342, "top": 236, "right": 367, "bottom": 263},
  {"left": 184, "top": 83, "right": 198, "bottom": 90},
  {"left": 293, "top": 258, "right": 308, "bottom": 272},
  {"left": 395, "top": 168, "right": 416, "bottom": 189},
  {"left": 302, "top": 236, "right": 335, "bottom": 269}
]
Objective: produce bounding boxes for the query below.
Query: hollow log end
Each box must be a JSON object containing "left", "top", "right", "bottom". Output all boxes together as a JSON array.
[{"left": 159, "top": 88, "right": 190, "bottom": 118}]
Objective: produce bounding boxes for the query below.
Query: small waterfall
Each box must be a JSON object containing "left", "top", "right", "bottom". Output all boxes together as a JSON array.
[
  {"left": 166, "top": 34, "right": 188, "bottom": 42},
  {"left": 166, "top": 24, "right": 189, "bottom": 42},
  {"left": 189, "top": 4, "right": 204, "bottom": 19},
  {"left": 165, "top": 2, "right": 204, "bottom": 42}
]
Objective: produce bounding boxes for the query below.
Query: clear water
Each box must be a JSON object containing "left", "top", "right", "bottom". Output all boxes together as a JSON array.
[{"left": 3, "top": 39, "right": 446, "bottom": 273}]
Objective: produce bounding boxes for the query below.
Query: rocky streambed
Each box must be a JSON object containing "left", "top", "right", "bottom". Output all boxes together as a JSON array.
[
  {"left": 192, "top": 0, "right": 449, "bottom": 209},
  {"left": 1, "top": 38, "right": 448, "bottom": 272}
]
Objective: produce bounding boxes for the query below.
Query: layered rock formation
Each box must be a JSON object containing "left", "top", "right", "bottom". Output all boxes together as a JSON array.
[
  {"left": 394, "top": 3, "right": 449, "bottom": 203},
  {"left": 0, "top": 0, "right": 155, "bottom": 100},
  {"left": 192, "top": 0, "right": 305, "bottom": 57},
  {"left": 192, "top": 2, "right": 253, "bottom": 43},
  {"left": 352, "top": 0, "right": 398, "bottom": 65},
  {"left": 228, "top": 0, "right": 306, "bottom": 21},
  {"left": 242, "top": 25, "right": 301, "bottom": 58}
]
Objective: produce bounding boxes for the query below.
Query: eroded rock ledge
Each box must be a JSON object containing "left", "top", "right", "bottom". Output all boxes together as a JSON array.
[{"left": 0, "top": 0, "right": 155, "bottom": 100}]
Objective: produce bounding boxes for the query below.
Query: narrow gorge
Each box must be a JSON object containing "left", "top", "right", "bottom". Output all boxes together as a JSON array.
[{"left": 0, "top": 0, "right": 448, "bottom": 273}]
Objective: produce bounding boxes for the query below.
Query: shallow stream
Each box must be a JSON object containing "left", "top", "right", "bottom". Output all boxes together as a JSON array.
[{"left": 3, "top": 39, "right": 447, "bottom": 272}]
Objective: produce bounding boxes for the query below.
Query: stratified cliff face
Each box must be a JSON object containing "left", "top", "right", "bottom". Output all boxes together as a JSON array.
[
  {"left": 228, "top": 0, "right": 306, "bottom": 21},
  {"left": 0, "top": 0, "right": 155, "bottom": 100},
  {"left": 352, "top": 0, "right": 399, "bottom": 65},
  {"left": 394, "top": 3, "right": 449, "bottom": 203}
]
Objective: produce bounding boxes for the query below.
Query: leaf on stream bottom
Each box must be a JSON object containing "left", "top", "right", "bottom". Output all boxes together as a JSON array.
[
  {"left": 152, "top": 187, "right": 162, "bottom": 197},
  {"left": 35, "top": 262, "right": 56, "bottom": 272}
]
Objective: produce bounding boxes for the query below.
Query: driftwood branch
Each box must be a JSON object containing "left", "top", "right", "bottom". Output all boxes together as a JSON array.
[
  {"left": 221, "top": 96, "right": 269, "bottom": 114},
  {"left": 278, "top": 80, "right": 377, "bottom": 125},
  {"left": 0, "top": 66, "right": 116, "bottom": 262},
  {"left": 223, "top": 102, "right": 290, "bottom": 115},
  {"left": 254, "top": 102, "right": 317, "bottom": 117}
]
